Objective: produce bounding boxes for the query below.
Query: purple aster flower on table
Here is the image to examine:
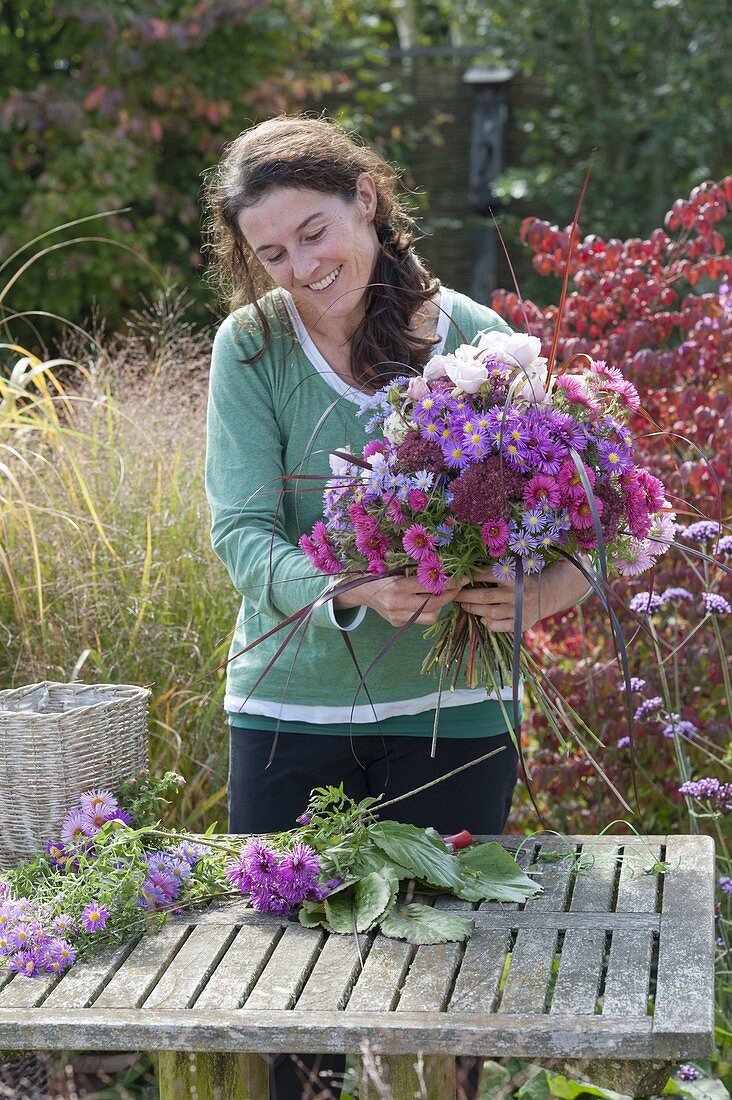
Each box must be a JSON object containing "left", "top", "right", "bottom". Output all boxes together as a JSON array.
[
  {"left": 42, "top": 937, "right": 76, "bottom": 972},
  {"left": 0, "top": 931, "right": 11, "bottom": 956},
  {"left": 249, "top": 884, "right": 291, "bottom": 917},
  {"left": 8, "top": 950, "right": 40, "bottom": 978},
  {"left": 139, "top": 881, "right": 169, "bottom": 911},
  {"left": 81, "top": 901, "right": 110, "bottom": 933},
  {"left": 278, "top": 844, "right": 321, "bottom": 904},
  {"left": 676, "top": 1064, "right": 702, "bottom": 1083},
  {"left": 0, "top": 902, "right": 17, "bottom": 929},
  {"left": 634, "top": 696, "right": 664, "bottom": 721},
  {"left": 225, "top": 853, "right": 254, "bottom": 895},
  {"left": 52, "top": 913, "right": 75, "bottom": 936},
  {"left": 8, "top": 924, "right": 33, "bottom": 950},
  {"left": 701, "top": 592, "right": 731, "bottom": 615},
  {"left": 629, "top": 591, "right": 664, "bottom": 615},
  {"left": 242, "top": 838, "right": 281, "bottom": 885},
  {"left": 682, "top": 520, "right": 721, "bottom": 542},
  {"left": 46, "top": 839, "right": 70, "bottom": 871}
]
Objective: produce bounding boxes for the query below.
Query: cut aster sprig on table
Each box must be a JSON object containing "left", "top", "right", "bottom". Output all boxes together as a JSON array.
[
  {"left": 0, "top": 776, "right": 542, "bottom": 978},
  {"left": 299, "top": 329, "right": 675, "bottom": 752}
]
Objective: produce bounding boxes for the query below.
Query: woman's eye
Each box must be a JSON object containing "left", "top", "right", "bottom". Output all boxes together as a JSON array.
[
  {"left": 264, "top": 251, "right": 285, "bottom": 264},
  {"left": 305, "top": 228, "right": 325, "bottom": 242}
]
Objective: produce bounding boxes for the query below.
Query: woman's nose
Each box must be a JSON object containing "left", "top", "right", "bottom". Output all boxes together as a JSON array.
[{"left": 291, "top": 249, "right": 319, "bottom": 283}]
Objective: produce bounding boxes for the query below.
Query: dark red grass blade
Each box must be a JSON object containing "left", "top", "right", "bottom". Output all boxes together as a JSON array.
[
  {"left": 546, "top": 152, "right": 596, "bottom": 385},
  {"left": 490, "top": 209, "right": 533, "bottom": 337}
]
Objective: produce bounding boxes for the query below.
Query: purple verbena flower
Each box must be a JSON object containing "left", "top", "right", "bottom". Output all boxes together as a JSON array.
[
  {"left": 629, "top": 592, "right": 664, "bottom": 614},
  {"left": 677, "top": 1065, "right": 701, "bottom": 1082},
  {"left": 661, "top": 715, "right": 698, "bottom": 739},
  {"left": 616, "top": 736, "right": 631, "bottom": 748},
  {"left": 634, "top": 696, "right": 664, "bottom": 721},
  {"left": 682, "top": 520, "right": 721, "bottom": 542},
  {"left": 629, "top": 677, "right": 646, "bottom": 692},
  {"left": 718, "top": 877, "right": 732, "bottom": 896},
  {"left": 660, "top": 586, "right": 693, "bottom": 603},
  {"left": 701, "top": 592, "right": 731, "bottom": 615}
]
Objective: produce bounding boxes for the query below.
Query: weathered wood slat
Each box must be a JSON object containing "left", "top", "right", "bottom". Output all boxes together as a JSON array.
[
  {"left": 0, "top": 973, "right": 59, "bottom": 1008},
  {"left": 141, "top": 923, "right": 237, "bottom": 1010},
  {"left": 653, "top": 834, "right": 716, "bottom": 1057},
  {"left": 346, "top": 936, "right": 412, "bottom": 1013},
  {"left": 550, "top": 930, "right": 605, "bottom": 1015},
  {"left": 615, "top": 844, "right": 662, "bottom": 912},
  {"left": 396, "top": 942, "right": 463, "bottom": 1012},
  {"left": 470, "top": 911, "right": 659, "bottom": 932},
  {"left": 43, "top": 944, "right": 132, "bottom": 1010},
  {"left": 447, "top": 928, "right": 510, "bottom": 1013},
  {"left": 602, "top": 931, "right": 653, "bottom": 1017},
  {"left": 194, "top": 923, "right": 283, "bottom": 1012},
  {"left": 94, "top": 923, "right": 190, "bottom": 1009},
  {"left": 499, "top": 929, "right": 557, "bottom": 1014},
  {"left": 0, "top": 1006, "right": 661, "bottom": 1058},
  {"left": 295, "top": 932, "right": 369, "bottom": 1013},
  {"left": 245, "top": 925, "right": 325, "bottom": 1011},
  {"left": 569, "top": 838, "right": 619, "bottom": 911},
  {"left": 523, "top": 838, "right": 574, "bottom": 912}
]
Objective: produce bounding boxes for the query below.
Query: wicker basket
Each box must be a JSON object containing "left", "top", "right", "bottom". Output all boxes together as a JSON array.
[{"left": 0, "top": 681, "right": 150, "bottom": 869}]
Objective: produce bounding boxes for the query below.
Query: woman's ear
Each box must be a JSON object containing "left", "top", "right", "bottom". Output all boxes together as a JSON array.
[{"left": 354, "top": 172, "right": 378, "bottom": 222}]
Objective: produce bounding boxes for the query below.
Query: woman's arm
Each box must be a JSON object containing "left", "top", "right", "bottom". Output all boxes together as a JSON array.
[{"left": 454, "top": 558, "right": 592, "bottom": 632}]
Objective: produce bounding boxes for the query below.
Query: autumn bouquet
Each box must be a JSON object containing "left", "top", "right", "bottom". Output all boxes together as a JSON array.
[{"left": 299, "top": 330, "right": 675, "bottom": 725}]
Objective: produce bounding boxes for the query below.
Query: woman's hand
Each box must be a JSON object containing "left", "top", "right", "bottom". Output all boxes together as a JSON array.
[
  {"left": 333, "top": 573, "right": 466, "bottom": 628},
  {"left": 454, "top": 559, "right": 592, "bottom": 633}
]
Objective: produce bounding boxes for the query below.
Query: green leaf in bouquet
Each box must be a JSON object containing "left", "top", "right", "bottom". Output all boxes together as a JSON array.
[
  {"left": 379, "top": 902, "right": 473, "bottom": 944},
  {"left": 299, "top": 900, "right": 329, "bottom": 929},
  {"left": 455, "top": 842, "right": 542, "bottom": 903},
  {"left": 353, "top": 869, "right": 399, "bottom": 932},
  {"left": 368, "top": 822, "right": 465, "bottom": 892},
  {"left": 346, "top": 841, "right": 411, "bottom": 881}
]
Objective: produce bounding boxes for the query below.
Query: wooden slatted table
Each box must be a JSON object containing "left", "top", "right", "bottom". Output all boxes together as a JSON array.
[{"left": 0, "top": 834, "right": 716, "bottom": 1099}]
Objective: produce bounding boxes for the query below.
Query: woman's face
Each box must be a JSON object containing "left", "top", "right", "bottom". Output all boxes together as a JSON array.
[{"left": 237, "top": 174, "right": 380, "bottom": 335}]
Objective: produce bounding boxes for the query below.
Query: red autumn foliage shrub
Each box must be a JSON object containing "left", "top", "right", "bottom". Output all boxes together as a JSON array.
[{"left": 491, "top": 179, "right": 732, "bottom": 833}]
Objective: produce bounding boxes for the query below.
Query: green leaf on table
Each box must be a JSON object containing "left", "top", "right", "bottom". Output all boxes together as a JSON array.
[
  {"left": 546, "top": 1071, "right": 632, "bottom": 1098},
  {"left": 299, "top": 900, "right": 328, "bottom": 929},
  {"left": 379, "top": 902, "right": 473, "bottom": 944},
  {"left": 516, "top": 1069, "right": 551, "bottom": 1100},
  {"left": 353, "top": 869, "right": 399, "bottom": 932},
  {"left": 347, "top": 842, "right": 411, "bottom": 881},
  {"left": 368, "top": 822, "right": 465, "bottom": 891},
  {"left": 455, "top": 842, "right": 542, "bottom": 902},
  {"left": 324, "top": 886, "right": 357, "bottom": 933}
]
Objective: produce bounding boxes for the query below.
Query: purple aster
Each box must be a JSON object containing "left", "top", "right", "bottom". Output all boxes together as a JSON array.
[
  {"left": 81, "top": 901, "right": 110, "bottom": 933},
  {"left": 8, "top": 925, "right": 33, "bottom": 950},
  {"left": 249, "top": 885, "right": 292, "bottom": 917},
  {"left": 296, "top": 812, "right": 312, "bottom": 826},
  {"left": 598, "top": 439, "right": 634, "bottom": 475},
  {"left": 52, "top": 913, "right": 76, "bottom": 936},
  {"left": 242, "top": 838, "right": 281, "bottom": 885},
  {"left": 278, "top": 844, "right": 321, "bottom": 903},
  {"left": 138, "top": 881, "right": 169, "bottom": 911},
  {"left": 677, "top": 1065, "right": 701, "bottom": 1082},
  {"left": 682, "top": 520, "right": 721, "bottom": 542},
  {"left": 435, "top": 523, "right": 454, "bottom": 546},
  {"left": 79, "top": 789, "right": 118, "bottom": 816},
  {"left": 8, "top": 950, "right": 40, "bottom": 978},
  {"left": 492, "top": 556, "right": 516, "bottom": 582},
  {"left": 522, "top": 509, "right": 547, "bottom": 534},
  {"left": 225, "top": 855, "right": 254, "bottom": 895},
  {"left": 0, "top": 902, "right": 17, "bottom": 929},
  {"left": 546, "top": 411, "right": 587, "bottom": 451},
  {"left": 534, "top": 442, "right": 565, "bottom": 476},
  {"left": 634, "top": 696, "right": 664, "bottom": 721},
  {"left": 0, "top": 931, "right": 11, "bottom": 956},
  {"left": 508, "top": 529, "right": 540, "bottom": 557},
  {"left": 701, "top": 592, "right": 731, "bottom": 615},
  {"left": 46, "top": 839, "right": 69, "bottom": 871},
  {"left": 60, "top": 808, "right": 90, "bottom": 849},
  {"left": 629, "top": 592, "right": 664, "bottom": 614},
  {"left": 42, "top": 937, "right": 76, "bottom": 972},
  {"left": 523, "top": 552, "right": 546, "bottom": 574}
]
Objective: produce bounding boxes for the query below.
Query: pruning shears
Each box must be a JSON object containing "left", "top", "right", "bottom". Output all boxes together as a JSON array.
[{"left": 442, "top": 829, "right": 473, "bottom": 852}]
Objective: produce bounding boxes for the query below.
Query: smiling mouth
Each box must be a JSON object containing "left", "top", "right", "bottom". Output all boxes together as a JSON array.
[{"left": 307, "top": 266, "right": 342, "bottom": 291}]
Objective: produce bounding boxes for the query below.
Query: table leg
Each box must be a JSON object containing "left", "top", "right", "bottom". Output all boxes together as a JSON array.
[
  {"left": 157, "top": 1050, "right": 269, "bottom": 1100},
  {"left": 360, "top": 1052, "right": 455, "bottom": 1099}
]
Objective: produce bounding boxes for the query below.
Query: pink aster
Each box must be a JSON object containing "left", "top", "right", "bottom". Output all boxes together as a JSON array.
[
  {"left": 79, "top": 789, "right": 118, "bottom": 816},
  {"left": 557, "top": 459, "right": 595, "bottom": 503},
  {"left": 635, "top": 468, "right": 666, "bottom": 512},
  {"left": 403, "top": 523, "right": 438, "bottom": 562},
  {"left": 60, "top": 808, "right": 91, "bottom": 849},
  {"left": 524, "top": 474, "right": 561, "bottom": 510},
  {"left": 387, "top": 497, "right": 406, "bottom": 524},
  {"left": 554, "top": 374, "right": 600, "bottom": 411},
  {"left": 408, "top": 489, "right": 429, "bottom": 512},
  {"left": 481, "top": 519, "right": 510, "bottom": 556},
  {"left": 367, "top": 554, "right": 389, "bottom": 575},
  {"left": 569, "top": 496, "right": 603, "bottom": 530},
  {"left": 363, "top": 439, "right": 387, "bottom": 461},
  {"left": 613, "top": 542, "right": 655, "bottom": 577},
  {"left": 416, "top": 554, "right": 449, "bottom": 595}
]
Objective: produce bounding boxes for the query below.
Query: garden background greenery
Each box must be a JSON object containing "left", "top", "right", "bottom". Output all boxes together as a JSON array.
[{"left": 1, "top": 1, "right": 730, "bottom": 1097}]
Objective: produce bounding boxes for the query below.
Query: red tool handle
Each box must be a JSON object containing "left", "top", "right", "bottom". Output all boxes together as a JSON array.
[{"left": 442, "top": 829, "right": 473, "bottom": 851}]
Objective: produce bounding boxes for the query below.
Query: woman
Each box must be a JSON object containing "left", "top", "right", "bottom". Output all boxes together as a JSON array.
[{"left": 204, "top": 115, "right": 589, "bottom": 1099}]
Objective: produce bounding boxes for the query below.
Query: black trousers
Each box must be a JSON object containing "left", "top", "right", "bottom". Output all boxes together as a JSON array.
[{"left": 228, "top": 725, "right": 519, "bottom": 1100}]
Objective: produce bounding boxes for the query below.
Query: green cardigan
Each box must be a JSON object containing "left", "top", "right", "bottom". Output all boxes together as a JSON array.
[{"left": 205, "top": 286, "right": 518, "bottom": 736}]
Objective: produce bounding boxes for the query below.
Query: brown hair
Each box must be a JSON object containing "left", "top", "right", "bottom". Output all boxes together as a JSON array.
[{"left": 203, "top": 115, "right": 440, "bottom": 388}]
